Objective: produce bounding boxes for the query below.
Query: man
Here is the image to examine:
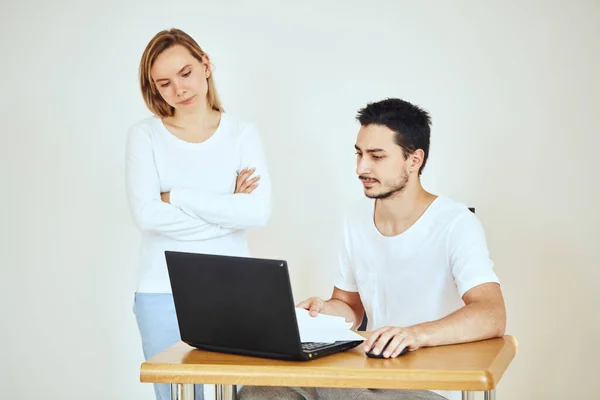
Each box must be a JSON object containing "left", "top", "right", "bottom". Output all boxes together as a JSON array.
[{"left": 239, "top": 98, "right": 506, "bottom": 400}]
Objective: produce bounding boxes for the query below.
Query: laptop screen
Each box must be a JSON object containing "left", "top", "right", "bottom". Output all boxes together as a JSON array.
[{"left": 165, "top": 251, "right": 303, "bottom": 356}]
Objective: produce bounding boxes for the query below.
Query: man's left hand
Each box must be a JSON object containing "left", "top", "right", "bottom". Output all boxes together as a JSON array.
[
  {"left": 364, "top": 326, "right": 423, "bottom": 358},
  {"left": 161, "top": 192, "right": 170, "bottom": 203}
]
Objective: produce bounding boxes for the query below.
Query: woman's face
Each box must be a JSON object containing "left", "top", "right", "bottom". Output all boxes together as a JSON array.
[{"left": 151, "top": 44, "right": 211, "bottom": 113}]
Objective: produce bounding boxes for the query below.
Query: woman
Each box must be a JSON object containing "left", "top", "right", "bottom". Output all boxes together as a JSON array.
[{"left": 126, "top": 28, "right": 272, "bottom": 400}]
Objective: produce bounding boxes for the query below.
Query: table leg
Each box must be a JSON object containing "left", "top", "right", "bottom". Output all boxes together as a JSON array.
[
  {"left": 484, "top": 390, "right": 496, "bottom": 400},
  {"left": 170, "top": 384, "right": 195, "bottom": 400},
  {"left": 215, "top": 384, "right": 237, "bottom": 400},
  {"left": 461, "top": 392, "right": 474, "bottom": 400}
]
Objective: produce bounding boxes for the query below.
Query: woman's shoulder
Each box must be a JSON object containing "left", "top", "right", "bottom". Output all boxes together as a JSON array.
[
  {"left": 220, "top": 113, "right": 260, "bottom": 142},
  {"left": 129, "top": 115, "right": 162, "bottom": 135}
]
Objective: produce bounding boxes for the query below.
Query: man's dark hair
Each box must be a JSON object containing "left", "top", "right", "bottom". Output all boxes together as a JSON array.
[{"left": 356, "top": 98, "right": 431, "bottom": 175}]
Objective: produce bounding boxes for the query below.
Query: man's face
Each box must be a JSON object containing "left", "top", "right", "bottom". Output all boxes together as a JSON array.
[{"left": 355, "top": 124, "right": 411, "bottom": 199}]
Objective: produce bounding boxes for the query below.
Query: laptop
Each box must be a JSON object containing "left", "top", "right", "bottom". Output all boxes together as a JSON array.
[{"left": 164, "top": 251, "right": 364, "bottom": 361}]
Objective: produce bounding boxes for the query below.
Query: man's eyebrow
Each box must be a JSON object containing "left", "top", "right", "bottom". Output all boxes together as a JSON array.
[
  {"left": 154, "top": 64, "right": 192, "bottom": 82},
  {"left": 354, "top": 145, "right": 386, "bottom": 153}
]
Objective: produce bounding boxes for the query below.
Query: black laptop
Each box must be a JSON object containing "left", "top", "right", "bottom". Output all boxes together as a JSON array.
[{"left": 164, "top": 251, "right": 364, "bottom": 361}]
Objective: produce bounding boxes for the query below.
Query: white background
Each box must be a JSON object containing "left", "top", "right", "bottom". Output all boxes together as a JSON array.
[{"left": 2, "top": 1, "right": 599, "bottom": 399}]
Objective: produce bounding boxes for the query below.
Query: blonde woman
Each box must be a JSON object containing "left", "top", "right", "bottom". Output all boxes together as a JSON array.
[{"left": 126, "top": 28, "right": 272, "bottom": 400}]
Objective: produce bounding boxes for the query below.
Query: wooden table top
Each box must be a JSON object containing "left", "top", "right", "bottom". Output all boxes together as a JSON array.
[{"left": 140, "top": 335, "right": 518, "bottom": 391}]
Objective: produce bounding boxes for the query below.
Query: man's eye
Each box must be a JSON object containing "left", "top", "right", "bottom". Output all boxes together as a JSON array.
[
  {"left": 372, "top": 155, "right": 383, "bottom": 160},
  {"left": 182, "top": 71, "right": 191, "bottom": 77}
]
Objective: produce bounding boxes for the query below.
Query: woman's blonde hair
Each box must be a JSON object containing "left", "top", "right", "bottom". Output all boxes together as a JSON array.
[{"left": 139, "top": 28, "right": 224, "bottom": 118}]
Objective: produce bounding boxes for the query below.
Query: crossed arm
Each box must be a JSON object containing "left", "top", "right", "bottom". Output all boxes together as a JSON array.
[
  {"left": 125, "top": 124, "right": 272, "bottom": 239},
  {"left": 159, "top": 124, "right": 272, "bottom": 230}
]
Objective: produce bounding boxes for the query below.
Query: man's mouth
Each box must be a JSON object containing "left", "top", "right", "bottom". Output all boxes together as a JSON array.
[{"left": 359, "top": 176, "right": 379, "bottom": 187}]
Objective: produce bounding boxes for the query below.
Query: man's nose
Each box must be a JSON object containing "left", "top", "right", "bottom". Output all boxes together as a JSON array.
[{"left": 356, "top": 158, "right": 370, "bottom": 176}]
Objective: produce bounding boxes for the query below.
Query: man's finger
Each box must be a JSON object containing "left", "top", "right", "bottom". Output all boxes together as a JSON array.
[
  {"left": 372, "top": 332, "right": 395, "bottom": 356},
  {"left": 309, "top": 303, "right": 320, "bottom": 317},
  {"left": 296, "top": 298, "right": 314, "bottom": 310},
  {"left": 296, "top": 299, "right": 310, "bottom": 308},
  {"left": 364, "top": 330, "right": 384, "bottom": 352},
  {"left": 390, "top": 340, "right": 408, "bottom": 358},
  {"left": 383, "top": 335, "right": 404, "bottom": 358}
]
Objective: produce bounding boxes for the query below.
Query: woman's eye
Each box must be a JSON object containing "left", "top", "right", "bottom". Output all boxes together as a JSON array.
[{"left": 182, "top": 71, "right": 191, "bottom": 78}]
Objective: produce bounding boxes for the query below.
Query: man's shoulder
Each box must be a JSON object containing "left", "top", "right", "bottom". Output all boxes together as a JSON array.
[
  {"left": 432, "top": 195, "right": 474, "bottom": 216},
  {"left": 430, "top": 196, "right": 485, "bottom": 236},
  {"left": 421, "top": 196, "right": 474, "bottom": 232}
]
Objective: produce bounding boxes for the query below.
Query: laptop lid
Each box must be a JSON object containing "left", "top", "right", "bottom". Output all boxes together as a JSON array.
[
  {"left": 165, "top": 251, "right": 364, "bottom": 360},
  {"left": 165, "top": 251, "right": 306, "bottom": 360}
]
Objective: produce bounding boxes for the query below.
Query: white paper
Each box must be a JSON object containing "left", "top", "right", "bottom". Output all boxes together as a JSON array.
[{"left": 294, "top": 307, "right": 365, "bottom": 343}]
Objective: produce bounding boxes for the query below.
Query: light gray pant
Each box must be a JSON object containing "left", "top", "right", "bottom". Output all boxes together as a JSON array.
[
  {"left": 237, "top": 386, "right": 447, "bottom": 400},
  {"left": 133, "top": 293, "right": 204, "bottom": 400}
]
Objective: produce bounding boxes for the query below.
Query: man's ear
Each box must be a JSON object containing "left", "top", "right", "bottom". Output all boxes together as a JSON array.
[{"left": 409, "top": 149, "right": 425, "bottom": 173}]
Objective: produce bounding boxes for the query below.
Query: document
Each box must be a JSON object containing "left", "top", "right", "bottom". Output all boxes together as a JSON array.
[{"left": 295, "top": 307, "right": 365, "bottom": 343}]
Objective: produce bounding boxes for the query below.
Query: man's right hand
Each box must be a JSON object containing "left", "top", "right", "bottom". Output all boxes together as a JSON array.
[{"left": 296, "top": 297, "right": 325, "bottom": 317}]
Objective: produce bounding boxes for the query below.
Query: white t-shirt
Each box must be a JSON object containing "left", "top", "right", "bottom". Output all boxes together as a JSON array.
[
  {"left": 333, "top": 196, "right": 500, "bottom": 400},
  {"left": 125, "top": 113, "right": 272, "bottom": 293}
]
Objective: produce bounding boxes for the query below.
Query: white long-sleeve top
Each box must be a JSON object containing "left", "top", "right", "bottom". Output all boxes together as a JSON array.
[{"left": 125, "top": 113, "right": 272, "bottom": 293}]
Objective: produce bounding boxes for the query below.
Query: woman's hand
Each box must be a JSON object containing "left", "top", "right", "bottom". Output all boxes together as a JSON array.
[{"left": 235, "top": 168, "right": 260, "bottom": 194}]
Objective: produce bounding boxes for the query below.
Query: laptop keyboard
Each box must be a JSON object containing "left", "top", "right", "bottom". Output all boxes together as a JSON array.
[{"left": 302, "top": 342, "right": 332, "bottom": 351}]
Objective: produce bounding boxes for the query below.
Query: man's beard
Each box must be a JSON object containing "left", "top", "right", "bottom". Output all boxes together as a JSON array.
[{"left": 364, "top": 173, "right": 409, "bottom": 200}]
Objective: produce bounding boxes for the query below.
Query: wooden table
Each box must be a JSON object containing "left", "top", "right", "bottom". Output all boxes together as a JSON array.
[{"left": 141, "top": 335, "right": 517, "bottom": 400}]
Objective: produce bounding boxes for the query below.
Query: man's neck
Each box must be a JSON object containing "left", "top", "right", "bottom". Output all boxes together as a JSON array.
[{"left": 373, "top": 179, "right": 437, "bottom": 237}]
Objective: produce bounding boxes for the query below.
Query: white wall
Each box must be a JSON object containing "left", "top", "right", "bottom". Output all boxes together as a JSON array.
[{"left": 2, "top": 1, "right": 599, "bottom": 399}]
